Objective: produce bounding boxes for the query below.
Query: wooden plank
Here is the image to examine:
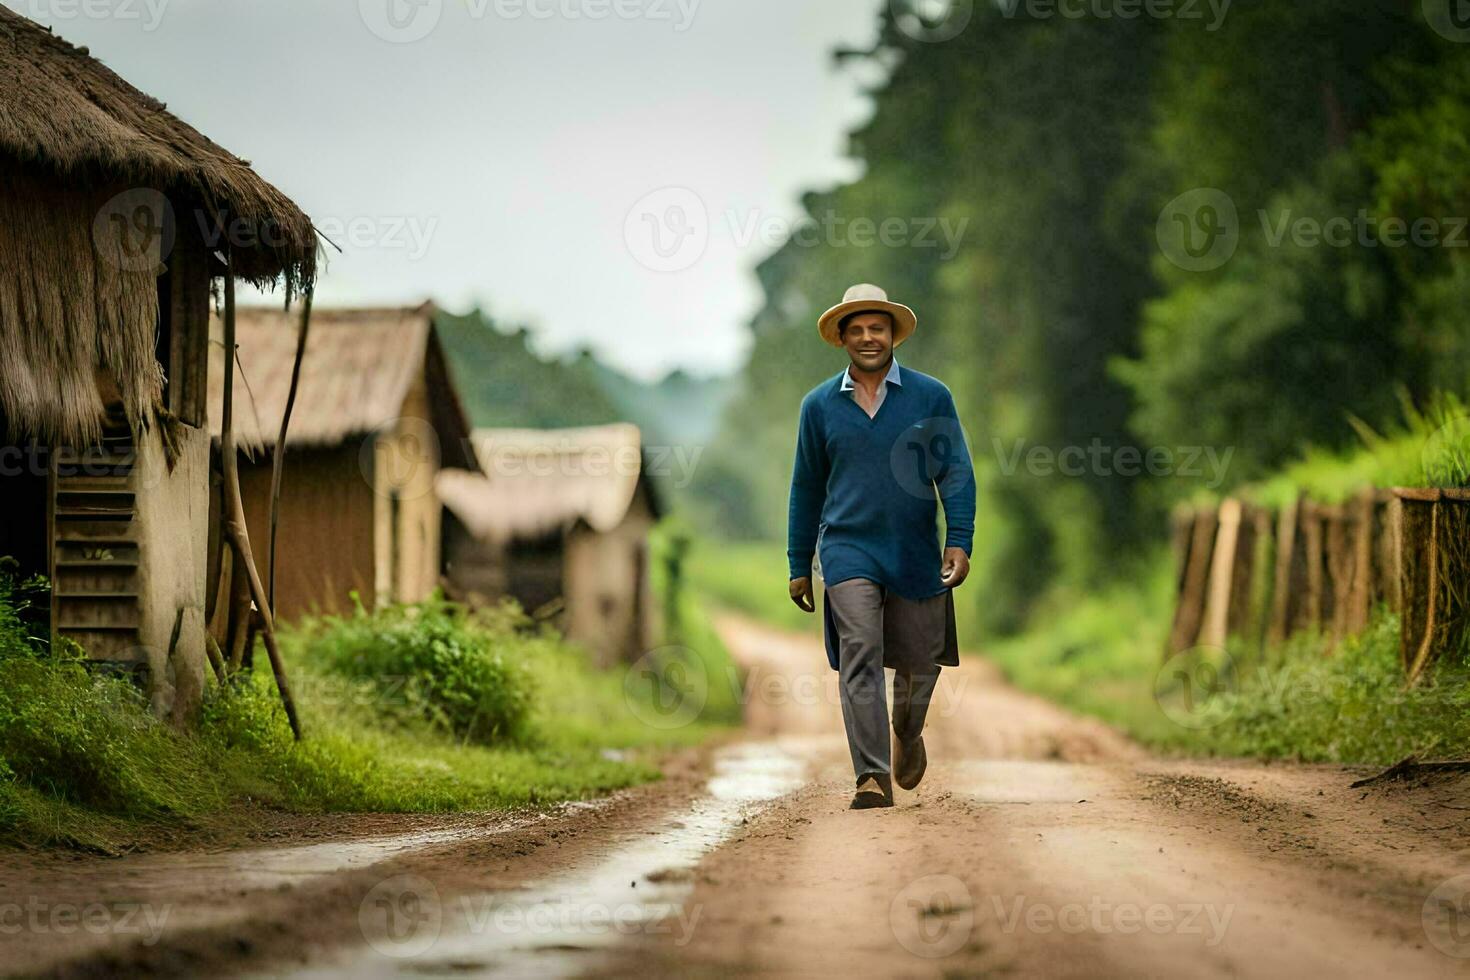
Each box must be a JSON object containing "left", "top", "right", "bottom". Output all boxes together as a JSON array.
[
  {"left": 1266, "top": 498, "right": 1300, "bottom": 646},
  {"left": 1200, "top": 499, "right": 1243, "bottom": 649},
  {"left": 1373, "top": 494, "right": 1403, "bottom": 613},
  {"left": 1167, "top": 508, "right": 1217, "bottom": 656},
  {"left": 1245, "top": 505, "right": 1275, "bottom": 651},
  {"left": 1400, "top": 497, "right": 1437, "bottom": 676},
  {"left": 1346, "top": 488, "right": 1373, "bottom": 634},
  {"left": 1299, "top": 500, "right": 1325, "bottom": 637}
]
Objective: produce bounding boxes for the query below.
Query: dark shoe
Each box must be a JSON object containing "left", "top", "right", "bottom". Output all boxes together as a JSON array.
[
  {"left": 850, "top": 772, "right": 894, "bottom": 809},
  {"left": 894, "top": 735, "right": 927, "bottom": 790}
]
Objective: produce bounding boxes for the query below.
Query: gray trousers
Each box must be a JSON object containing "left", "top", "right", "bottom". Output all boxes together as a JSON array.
[{"left": 824, "top": 579, "right": 943, "bottom": 780}]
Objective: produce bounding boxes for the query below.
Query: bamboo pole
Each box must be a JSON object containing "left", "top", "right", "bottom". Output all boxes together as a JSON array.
[
  {"left": 1347, "top": 487, "right": 1373, "bottom": 634},
  {"left": 1167, "top": 508, "right": 1217, "bottom": 655},
  {"left": 1405, "top": 498, "right": 1440, "bottom": 685},
  {"left": 224, "top": 542, "right": 250, "bottom": 672},
  {"left": 1266, "top": 498, "right": 1299, "bottom": 646},
  {"left": 1301, "top": 500, "right": 1324, "bottom": 636},
  {"left": 1200, "top": 499, "right": 1242, "bottom": 649},
  {"left": 267, "top": 286, "right": 314, "bottom": 611},
  {"left": 219, "top": 251, "right": 303, "bottom": 740},
  {"left": 204, "top": 633, "right": 227, "bottom": 683}
]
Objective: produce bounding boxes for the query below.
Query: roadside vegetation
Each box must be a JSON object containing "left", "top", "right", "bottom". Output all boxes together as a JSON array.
[
  {"left": 677, "top": 5, "right": 1470, "bottom": 767},
  {"left": 684, "top": 537, "right": 818, "bottom": 635},
  {"left": 690, "top": 537, "right": 1470, "bottom": 765},
  {"left": 987, "top": 575, "right": 1470, "bottom": 765},
  {"left": 989, "top": 404, "right": 1470, "bottom": 764},
  {"left": 0, "top": 527, "right": 740, "bottom": 853}
]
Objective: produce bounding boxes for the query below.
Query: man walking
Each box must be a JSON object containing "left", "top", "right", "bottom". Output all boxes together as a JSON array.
[{"left": 787, "top": 284, "right": 976, "bottom": 810}]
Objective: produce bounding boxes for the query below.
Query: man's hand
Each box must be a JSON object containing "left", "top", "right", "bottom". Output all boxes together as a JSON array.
[
  {"left": 789, "top": 576, "right": 815, "bottom": 613},
  {"left": 940, "top": 547, "right": 970, "bottom": 589}
]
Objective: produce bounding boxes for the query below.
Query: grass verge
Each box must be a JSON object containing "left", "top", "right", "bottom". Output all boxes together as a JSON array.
[
  {"left": 987, "top": 560, "right": 1470, "bottom": 763},
  {"left": 0, "top": 564, "right": 739, "bottom": 852}
]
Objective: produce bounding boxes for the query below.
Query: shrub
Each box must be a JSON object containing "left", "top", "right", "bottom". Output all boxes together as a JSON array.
[
  {"left": 0, "top": 558, "right": 51, "bottom": 657},
  {"left": 288, "top": 598, "right": 536, "bottom": 745}
]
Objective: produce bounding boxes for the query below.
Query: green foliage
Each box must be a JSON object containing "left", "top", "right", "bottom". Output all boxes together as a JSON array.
[
  {"left": 0, "top": 559, "right": 54, "bottom": 657},
  {"left": 0, "top": 654, "right": 220, "bottom": 819},
  {"left": 987, "top": 556, "right": 1186, "bottom": 748},
  {"left": 684, "top": 537, "right": 817, "bottom": 635},
  {"left": 0, "top": 566, "right": 225, "bottom": 846},
  {"left": 692, "top": 0, "right": 1470, "bottom": 640},
  {"left": 1240, "top": 391, "right": 1470, "bottom": 508},
  {"left": 648, "top": 521, "right": 746, "bottom": 727},
  {"left": 434, "top": 308, "right": 623, "bottom": 429},
  {"left": 0, "top": 566, "right": 737, "bottom": 850},
  {"left": 989, "top": 570, "right": 1470, "bottom": 764},
  {"left": 285, "top": 598, "right": 536, "bottom": 746},
  {"left": 1199, "top": 614, "right": 1470, "bottom": 763}
]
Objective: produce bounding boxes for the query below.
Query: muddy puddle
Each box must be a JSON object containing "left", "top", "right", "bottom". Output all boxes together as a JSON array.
[{"left": 271, "top": 741, "right": 806, "bottom": 979}]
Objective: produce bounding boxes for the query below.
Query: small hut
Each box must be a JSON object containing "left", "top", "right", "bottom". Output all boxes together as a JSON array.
[
  {"left": 0, "top": 7, "right": 315, "bottom": 722},
  {"left": 437, "top": 425, "right": 664, "bottom": 666},
  {"left": 206, "top": 304, "right": 477, "bottom": 623}
]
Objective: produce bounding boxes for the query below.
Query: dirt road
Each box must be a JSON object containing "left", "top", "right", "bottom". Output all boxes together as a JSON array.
[{"left": 5, "top": 613, "right": 1470, "bottom": 978}]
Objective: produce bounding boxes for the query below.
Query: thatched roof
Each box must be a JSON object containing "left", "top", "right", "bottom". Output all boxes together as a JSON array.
[
  {"left": 0, "top": 168, "right": 163, "bottom": 445},
  {"left": 0, "top": 6, "right": 315, "bottom": 446},
  {"left": 437, "top": 424, "right": 660, "bottom": 544},
  {"left": 0, "top": 6, "right": 316, "bottom": 285},
  {"left": 207, "top": 304, "right": 476, "bottom": 471}
]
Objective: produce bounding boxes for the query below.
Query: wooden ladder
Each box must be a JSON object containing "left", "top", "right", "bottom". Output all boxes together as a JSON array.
[{"left": 51, "top": 432, "right": 146, "bottom": 671}]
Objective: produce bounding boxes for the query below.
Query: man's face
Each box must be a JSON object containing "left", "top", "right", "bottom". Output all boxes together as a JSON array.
[{"left": 841, "top": 312, "right": 894, "bottom": 374}]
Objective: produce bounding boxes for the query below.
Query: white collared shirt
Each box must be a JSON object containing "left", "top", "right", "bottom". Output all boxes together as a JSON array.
[{"left": 840, "top": 359, "right": 902, "bottom": 418}]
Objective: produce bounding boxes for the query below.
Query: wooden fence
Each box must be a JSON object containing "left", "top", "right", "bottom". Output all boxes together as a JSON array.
[{"left": 1166, "top": 488, "right": 1470, "bottom": 683}]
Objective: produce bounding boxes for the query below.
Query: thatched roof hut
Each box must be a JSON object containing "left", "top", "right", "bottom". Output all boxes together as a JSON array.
[
  {"left": 437, "top": 424, "right": 652, "bottom": 543},
  {"left": 205, "top": 304, "right": 478, "bottom": 621},
  {"left": 438, "top": 425, "right": 664, "bottom": 665},
  {"left": 0, "top": 7, "right": 317, "bottom": 723},
  {"left": 0, "top": 6, "right": 316, "bottom": 447}
]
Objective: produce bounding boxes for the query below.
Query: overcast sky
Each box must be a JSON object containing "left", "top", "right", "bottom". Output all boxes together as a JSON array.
[{"left": 17, "top": 0, "right": 886, "bottom": 379}]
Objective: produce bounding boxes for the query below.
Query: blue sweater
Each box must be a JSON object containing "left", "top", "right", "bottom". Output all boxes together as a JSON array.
[{"left": 787, "top": 367, "right": 976, "bottom": 599}]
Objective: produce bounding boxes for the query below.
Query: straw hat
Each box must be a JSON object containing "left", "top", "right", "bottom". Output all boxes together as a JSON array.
[{"left": 817, "top": 284, "right": 917, "bottom": 348}]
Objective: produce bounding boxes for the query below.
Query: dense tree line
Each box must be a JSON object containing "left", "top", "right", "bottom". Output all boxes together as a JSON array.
[{"left": 693, "top": 0, "right": 1470, "bottom": 634}]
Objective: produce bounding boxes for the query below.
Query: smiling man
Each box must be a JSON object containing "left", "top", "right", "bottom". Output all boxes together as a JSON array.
[{"left": 787, "top": 283, "right": 976, "bottom": 810}]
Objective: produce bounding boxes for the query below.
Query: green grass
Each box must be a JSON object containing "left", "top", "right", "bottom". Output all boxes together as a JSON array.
[
  {"left": 986, "top": 558, "right": 1470, "bottom": 763},
  {"left": 1195, "top": 616, "right": 1470, "bottom": 763},
  {"left": 684, "top": 537, "right": 823, "bottom": 634},
  {"left": 986, "top": 557, "right": 1189, "bottom": 748},
  {"left": 0, "top": 555, "right": 739, "bottom": 852},
  {"left": 649, "top": 522, "right": 748, "bottom": 726},
  {"left": 1235, "top": 391, "right": 1470, "bottom": 509}
]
